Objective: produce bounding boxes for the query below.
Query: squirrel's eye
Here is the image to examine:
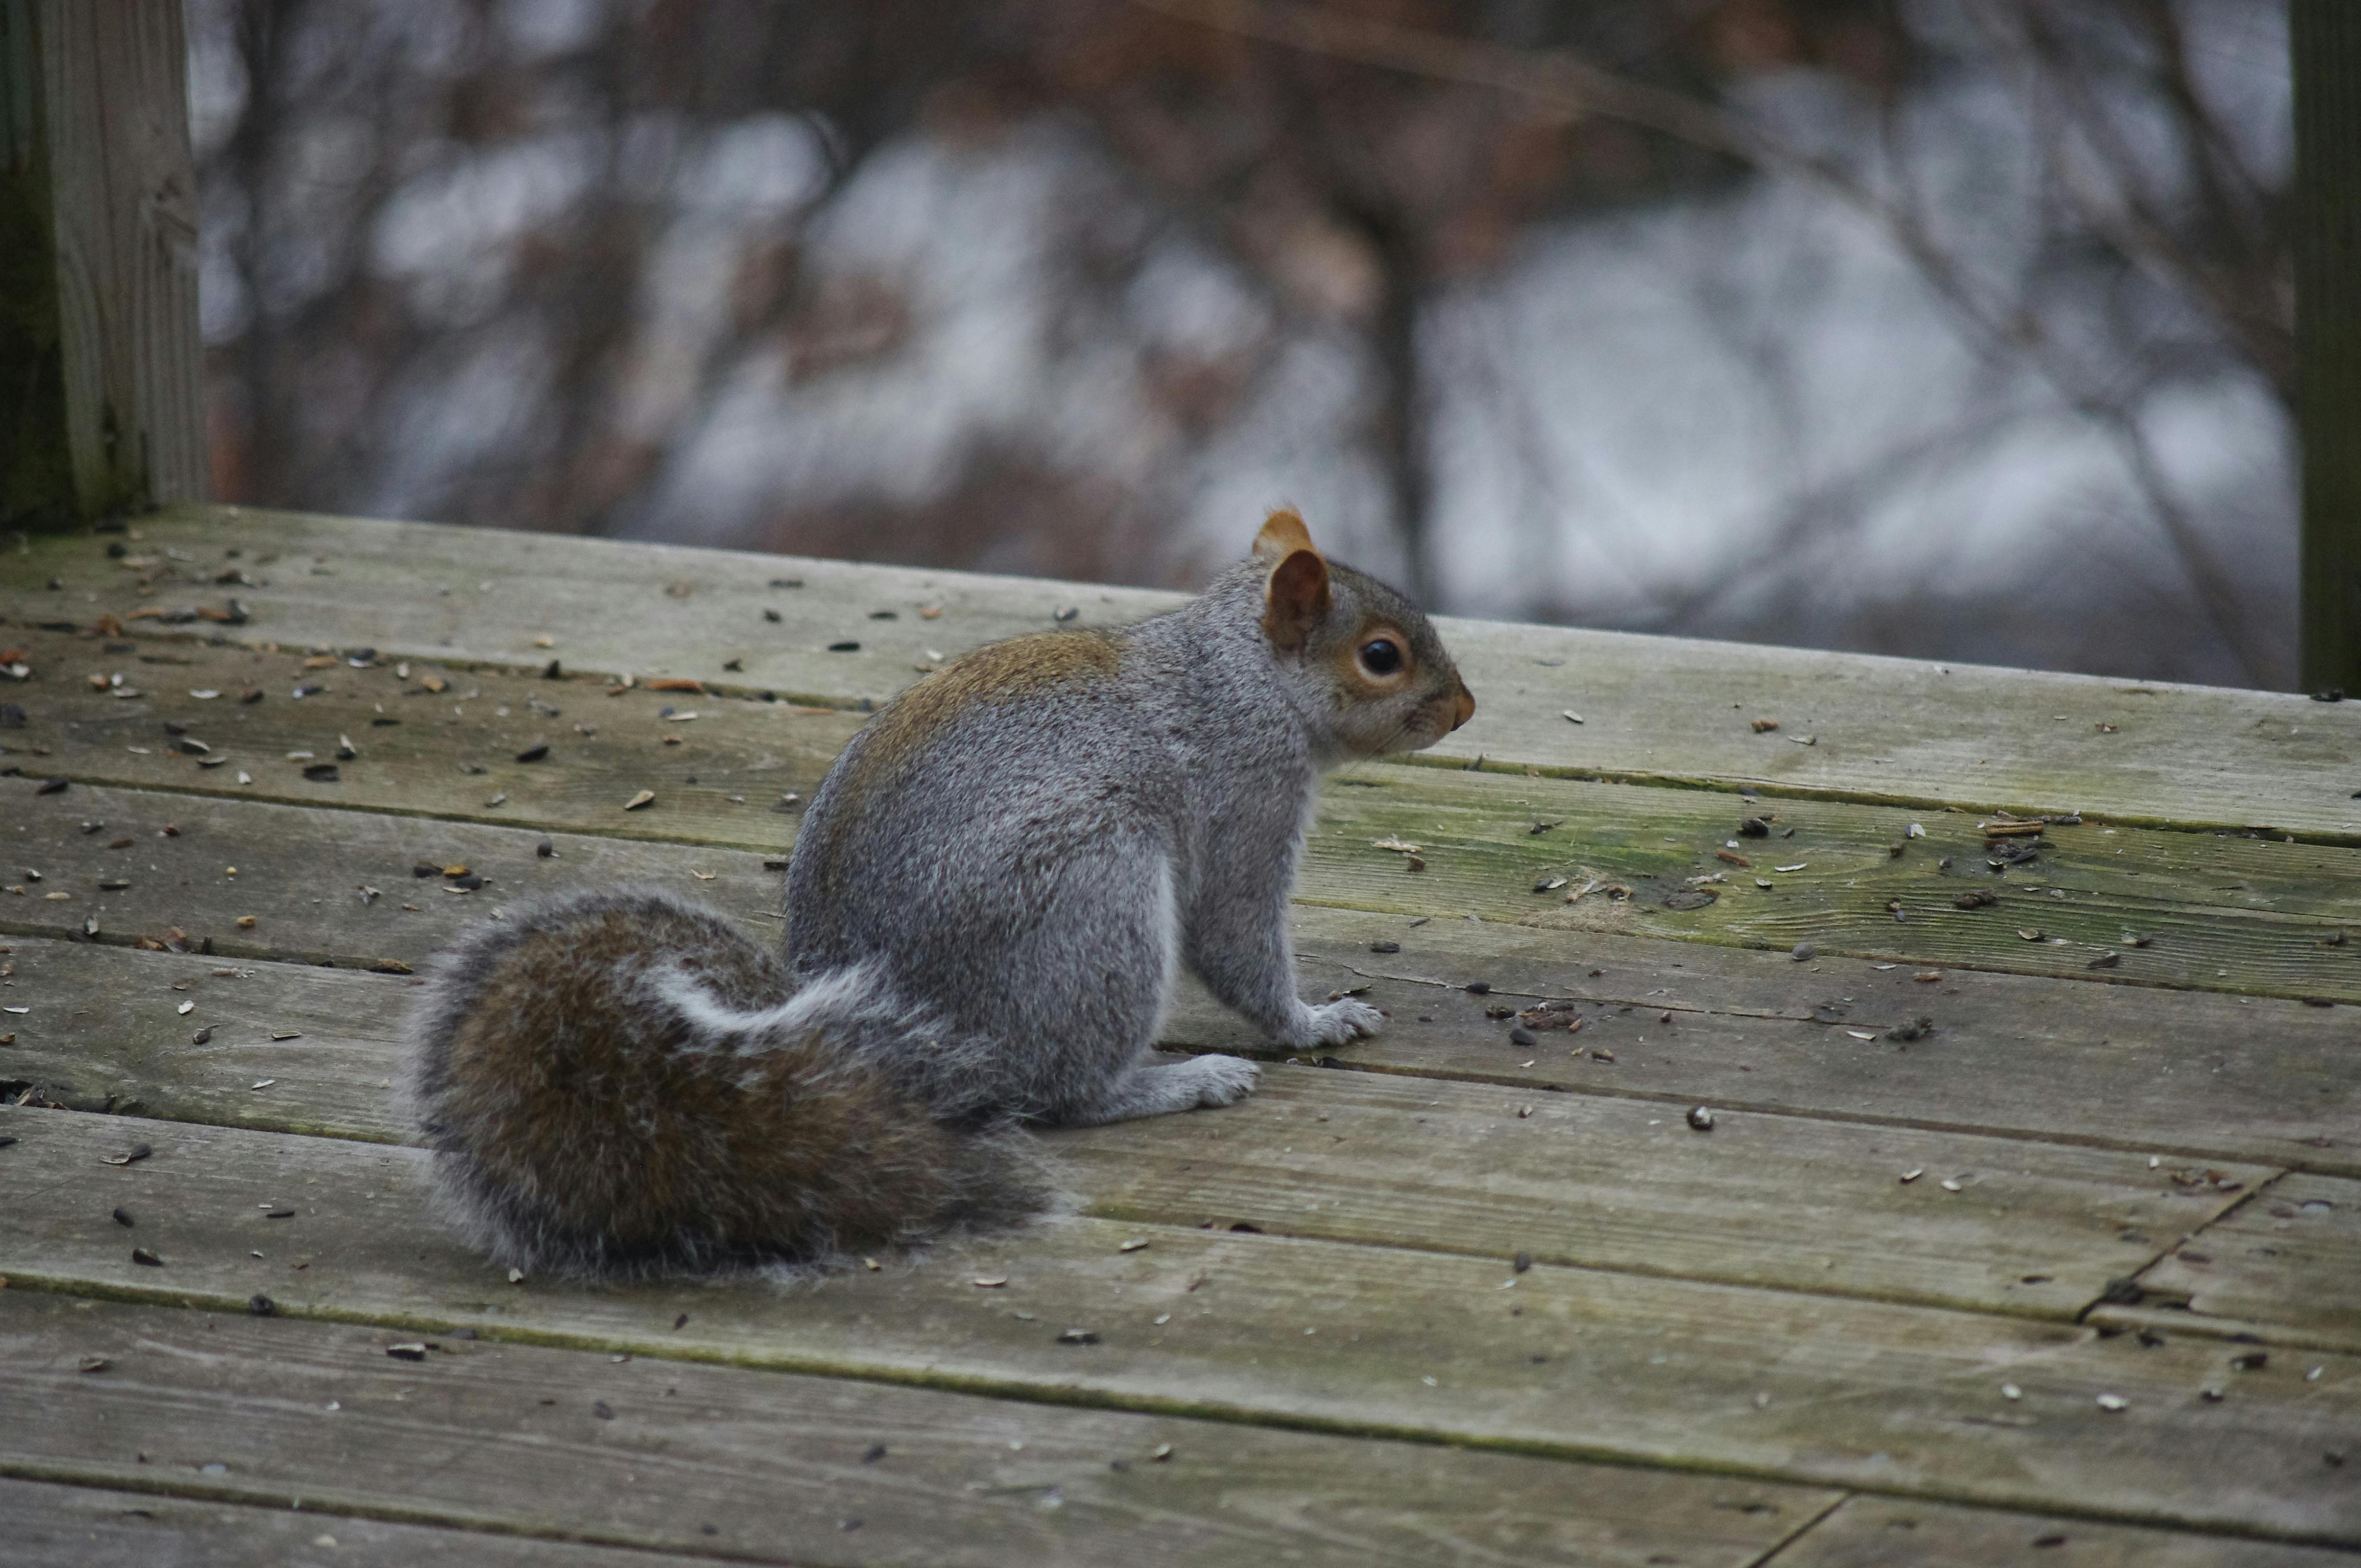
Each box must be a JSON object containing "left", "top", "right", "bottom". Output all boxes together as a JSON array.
[{"left": 1358, "top": 639, "right": 1403, "bottom": 676}]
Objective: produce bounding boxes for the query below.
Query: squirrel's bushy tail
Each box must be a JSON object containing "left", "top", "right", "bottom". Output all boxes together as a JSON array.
[{"left": 402, "top": 886, "right": 1043, "bottom": 1279}]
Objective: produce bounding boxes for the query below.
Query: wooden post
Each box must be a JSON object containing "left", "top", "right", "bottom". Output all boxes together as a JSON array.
[
  {"left": 0, "top": 0, "right": 205, "bottom": 533},
  {"left": 2297, "top": 2, "right": 2361, "bottom": 694}
]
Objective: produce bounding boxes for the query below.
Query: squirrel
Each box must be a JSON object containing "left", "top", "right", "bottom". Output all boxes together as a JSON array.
[{"left": 403, "top": 509, "right": 1475, "bottom": 1278}]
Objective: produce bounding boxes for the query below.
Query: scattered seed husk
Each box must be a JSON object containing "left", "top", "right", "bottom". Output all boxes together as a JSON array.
[
  {"left": 624, "top": 790, "right": 656, "bottom": 810},
  {"left": 102, "top": 1144, "right": 153, "bottom": 1167},
  {"left": 1686, "top": 1106, "right": 1714, "bottom": 1131},
  {"left": 1954, "top": 889, "right": 1998, "bottom": 909},
  {"left": 130, "top": 1247, "right": 163, "bottom": 1266}
]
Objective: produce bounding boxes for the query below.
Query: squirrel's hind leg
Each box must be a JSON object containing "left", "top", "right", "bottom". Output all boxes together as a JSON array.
[{"left": 952, "top": 837, "right": 1259, "bottom": 1127}]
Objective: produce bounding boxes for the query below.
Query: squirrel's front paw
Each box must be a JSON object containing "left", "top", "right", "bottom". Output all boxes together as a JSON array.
[
  {"left": 1180, "top": 1052, "right": 1261, "bottom": 1107},
  {"left": 1283, "top": 998, "right": 1384, "bottom": 1049}
]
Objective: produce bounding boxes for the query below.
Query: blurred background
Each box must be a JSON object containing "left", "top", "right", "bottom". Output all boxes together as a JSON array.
[{"left": 186, "top": 0, "right": 2294, "bottom": 686}]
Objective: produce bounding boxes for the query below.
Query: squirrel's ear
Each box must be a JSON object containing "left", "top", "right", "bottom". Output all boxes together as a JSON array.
[
  {"left": 1253, "top": 507, "right": 1320, "bottom": 565},
  {"left": 1261, "top": 548, "right": 1331, "bottom": 652}
]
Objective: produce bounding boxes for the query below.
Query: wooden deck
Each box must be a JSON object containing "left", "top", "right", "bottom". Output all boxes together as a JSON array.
[{"left": 1, "top": 506, "right": 2356, "bottom": 1566}]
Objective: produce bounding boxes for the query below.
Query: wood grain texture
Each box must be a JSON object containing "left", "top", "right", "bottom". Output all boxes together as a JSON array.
[
  {"left": 0, "top": 781, "right": 784, "bottom": 970},
  {"left": 0, "top": 1106, "right": 2354, "bottom": 1543},
  {"left": 11, "top": 0, "right": 205, "bottom": 524},
  {"left": 1294, "top": 766, "right": 2361, "bottom": 1001},
  {"left": 0, "top": 1477, "right": 716, "bottom": 1568},
  {"left": 10, "top": 507, "right": 2361, "bottom": 833},
  {"left": 1197, "top": 909, "right": 2361, "bottom": 1179},
  {"left": 0, "top": 938, "right": 2272, "bottom": 1319},
  {"left": 0, "top": 623, "right": 861, "bottom": 846},
  {"left": 13, "top": 735, "right": 2361, "bottom": 1006},
  {"left": 2118, "top": 1174, "right": 2361, "bottom": 1354},
  {"left": 8, "top": 896, "right": 2355, "bottom": 1184},
  {"left": 1775, "top": 1495, "right": 2361, "bottom": 1567},
  {"left": 1056, "top": 1068, "right": 2269, "bottom": 1320},
  {"left": 0, "top": 1296, "right": 1826, "bottom": 1568}
]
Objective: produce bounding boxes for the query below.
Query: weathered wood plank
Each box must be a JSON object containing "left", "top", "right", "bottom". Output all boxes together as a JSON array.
[
  {"left": 0, "top": 1, "right": 205, "bottom": 530},
  {"left": 0, "top": 781, "right": 782, "bottom": 970},
  {"left": 0, "top": 625, "right": 859, "bottom": 847},
  {"left": 0, "top": 936, "right": 411, "bottom": 1139},
  {"left": 1297, "top": 767, "right": 2361, "bottom": 1000},
  {"left": 10, "top": 506, "right": 2361, "bottom": 835},
  {"left": 1776, "top": 1495, "right": 2360, "bottom": 1567},
  {"left": 2108, "top": 1174, "right": 2361, "bottom": 1355},
  {"left": 9, "top": 897, "right": 2354, "bottom": 1184},
  {"left": 0, "top": 1108, "right": 2353, "bottom": 1542},
  {"left": 14, "top": 738, "right": 2361, "bottom": 1006},
  {"left": 0, "top": 1296, "right": 1830, "bottom": 1568},
  {"left": 0, "top": 1477, "right": 717, "bottom": 1568},
  {"left": 0, "top": 936, "right": 2272, "bottom": 1319},
  {"left": 1195, "top": 909, "right": 2361, "bottom": 1179},
  {"left": 1057, "top": 1069, "right": 2269, "bottom": 1320}
]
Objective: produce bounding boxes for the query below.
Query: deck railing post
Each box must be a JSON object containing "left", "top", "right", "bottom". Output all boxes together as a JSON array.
[
  {"left": 0, "top": 0, "right": 205, "bottom": 533},
  {"left": 2297, "top": 1, "right": 2361, "bottom": 694}
]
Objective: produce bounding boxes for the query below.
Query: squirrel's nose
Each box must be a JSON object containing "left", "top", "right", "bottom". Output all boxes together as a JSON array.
[{"left": 1450, "top": 683, "right": 1476, "bottom": 731}]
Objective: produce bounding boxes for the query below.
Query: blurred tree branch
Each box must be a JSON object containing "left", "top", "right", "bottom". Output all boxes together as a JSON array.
[{"left": 1139, "top": 0, "right": 2288, "bottom": 682}]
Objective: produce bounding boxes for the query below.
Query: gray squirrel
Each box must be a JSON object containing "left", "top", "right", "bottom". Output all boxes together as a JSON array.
[{"left": 403, "top": 510, "right": 1475, "bottom": 1277}]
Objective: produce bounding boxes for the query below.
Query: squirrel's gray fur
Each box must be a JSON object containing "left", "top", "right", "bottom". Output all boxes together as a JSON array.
[{"left": 403, "top": 511, "right": 1474, "bottom": 1278}]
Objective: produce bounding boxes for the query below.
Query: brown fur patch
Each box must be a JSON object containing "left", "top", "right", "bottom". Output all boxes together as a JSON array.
[
  {"left": 436, "top": 900, "right": 1021, "bottom": 1268},
  {"left": 796, "top": 631, "right": 1126, "bottom": 912},
  {"left": 838, "top": 630, "right": 1121, "bottom": 794},
  {"left": 1254, "top": 508, "right": 1319, "bottom": 562}
]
